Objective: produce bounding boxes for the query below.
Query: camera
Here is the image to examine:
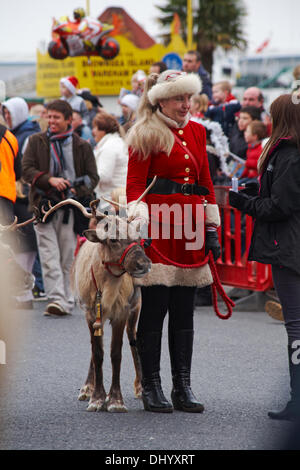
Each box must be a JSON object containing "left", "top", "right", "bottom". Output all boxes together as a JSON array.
[
  {"left": 63, "top": 175, "right": 93, "bottom": 199},
  {"left": 71, "top": 175, "right": 92, "bottom": 191}
]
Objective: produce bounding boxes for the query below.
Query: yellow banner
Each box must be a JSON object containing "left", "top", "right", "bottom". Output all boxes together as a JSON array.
[{"left": 36, "top": 34, "right": 189, "bottom": 98}]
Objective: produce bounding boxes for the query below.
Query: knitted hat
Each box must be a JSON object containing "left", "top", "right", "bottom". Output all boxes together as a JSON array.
[
  {"left": 60, "top": 76, "right": 79, "bottom": 95},
  {"left": 121, "top": 93, "right": 140, "bottom": 112},
  {"left": 147, "top": 70, "right": 202, "bottom": 106}
]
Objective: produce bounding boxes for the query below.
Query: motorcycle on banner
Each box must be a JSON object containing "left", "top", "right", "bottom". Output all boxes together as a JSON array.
[{"left": 48, "top": 16, "right": 120, "bottom": 60}]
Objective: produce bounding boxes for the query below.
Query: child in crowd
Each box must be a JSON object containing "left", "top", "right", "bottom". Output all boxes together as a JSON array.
[
  {"left": 119, "top": 94, "right": 140, "bottom": 133},
  {"left": 240, "top": 120, "right": 267, "bottom": 182},
  {"left": 229, "top": 106, "right": 262, "bottom": 161},
  {"left": 118, "top": 70, "right": 147, "bottom": 103},
  {"left": 189, "top": 94, "right": 209, "bottom": 118},
  {"left": 205, "top": 80, "right": 241, "bottom": 136},
  {"left": 60, "top": 76, "right": 89, "bottom": 123}
]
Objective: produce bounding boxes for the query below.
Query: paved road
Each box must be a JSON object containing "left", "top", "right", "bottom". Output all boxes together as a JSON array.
[{"left": 0, "top": 299, "right": 295, "bottom": 450}]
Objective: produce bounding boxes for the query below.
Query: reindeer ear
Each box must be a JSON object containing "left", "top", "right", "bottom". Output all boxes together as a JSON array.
[{"left": 83, "top": 229, "right": 102, "bottom": 243}]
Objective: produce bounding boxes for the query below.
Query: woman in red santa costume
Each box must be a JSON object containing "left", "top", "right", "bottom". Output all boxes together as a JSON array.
[{"left": 126, "top": 70, "right": 221, "bottom": 413}]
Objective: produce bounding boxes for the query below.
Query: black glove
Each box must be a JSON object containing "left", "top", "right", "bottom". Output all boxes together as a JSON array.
[
  {"left": 205, "top": 231, "right": 221, "bottom": 261},
  {"left": 240, "top": 181, "right": 259, "bottom": 197},
  {"left": 229, "top": 190, "right": 253, "bottom": 212}
]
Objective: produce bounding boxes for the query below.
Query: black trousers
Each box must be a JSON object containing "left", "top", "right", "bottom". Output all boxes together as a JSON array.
[
  {"left": 137, "top": 285, "right": 197, "bottom": 336},
  {"left": 272, "top": 265, "right": 300, "bottom": 346}
]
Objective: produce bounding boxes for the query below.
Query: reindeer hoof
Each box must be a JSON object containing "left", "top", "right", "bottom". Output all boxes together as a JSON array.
[
  {"left": 105, "top": 397, "right": 128, "bottom": 413},
  {"left": 87, "top": 398, "right": 106, "bottom": 412},
  {"left": 134, "top": 385, "right": 142, "bottom": 399},
  {"left": 78, "top": 385, "right": 93, "bottom": 401}
]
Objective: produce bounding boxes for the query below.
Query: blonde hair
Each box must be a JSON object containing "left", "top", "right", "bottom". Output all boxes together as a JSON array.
[
  {"left": 293, "top": 65, "right": 300, "bottom": 80},
  {"left": 126, "top": 73, "right": 174, "bottom": 159},
  {"left": 213, "top": 80, "right": 232, "bottom": 93},
  {"left": 190, "top": 93, "right": 209, "bottom": 113}
]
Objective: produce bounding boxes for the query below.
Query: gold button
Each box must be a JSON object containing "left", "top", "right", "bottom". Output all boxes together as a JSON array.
[
  {"left": 182, "top": 141, "right": 187, "bottom": 146},
  {"left": 184, "top": 154, "right": 189, "bottom": 160},
  {"left": 184, "top": 177, "right": 189, "bottom": 182},
  {"left": 178, "top": 130, "right": 184, "bottom": 135},
  {"left": 185, "top": 167, "right": 190, "bottom": 173}
]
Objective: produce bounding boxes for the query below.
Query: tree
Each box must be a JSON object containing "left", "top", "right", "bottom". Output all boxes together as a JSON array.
[{"left": 156, "top": 0, "right": 247, "bottom": 74}]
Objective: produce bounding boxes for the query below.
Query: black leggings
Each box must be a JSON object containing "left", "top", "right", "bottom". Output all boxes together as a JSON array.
[
  {"left": 137, "top": 285, "right": 197, "bottom": 336},
  {"left": 272, "top": 265, "right": 300, "bottom": 345}
]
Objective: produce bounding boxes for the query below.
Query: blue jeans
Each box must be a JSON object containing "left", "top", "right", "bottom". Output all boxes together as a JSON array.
[{"left": 32, "top": 252, "right": 44, "bottom": 291}]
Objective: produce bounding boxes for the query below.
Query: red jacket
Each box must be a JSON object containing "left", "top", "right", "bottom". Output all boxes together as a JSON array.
[
  {"left": 241, "top": 142, "right": 262, "bottom": 179},
  {"left": 127, "top": 120, "right": 217, "bottom": 269}
]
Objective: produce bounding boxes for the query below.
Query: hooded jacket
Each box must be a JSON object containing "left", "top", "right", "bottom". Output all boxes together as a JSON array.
[
  {"left": 2, "top": 98, "right": 41, "bottom": 252},
  {"left": 234, "top": 140, "right": 300, "bottom": 276},
  {"left": 2, "top": 97, "right": 41, "bottom": 155}
]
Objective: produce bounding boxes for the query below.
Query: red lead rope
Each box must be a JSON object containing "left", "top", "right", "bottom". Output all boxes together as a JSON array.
[{"left": 147, "top": 243, "right": 235, "bottom": 320}]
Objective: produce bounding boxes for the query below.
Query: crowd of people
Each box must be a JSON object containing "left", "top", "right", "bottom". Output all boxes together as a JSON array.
[{"left": 1, "top": 47, "right": 300, "bottom": 421}]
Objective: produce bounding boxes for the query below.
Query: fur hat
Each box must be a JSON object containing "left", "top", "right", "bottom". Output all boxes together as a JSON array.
[
  {"left": 147, "top": 70, "right": 202, "bottom": 106},
  {"left": 60, "top": 76, "right": 79, "bottom": 95}
]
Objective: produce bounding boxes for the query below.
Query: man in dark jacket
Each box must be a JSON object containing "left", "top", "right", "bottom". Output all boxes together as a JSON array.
[
  {"left": 22, "top": 99, "right": 99, "bottom": 316},
  {"left": 182, "top": 50, "right": 212, "bottom": 100}
]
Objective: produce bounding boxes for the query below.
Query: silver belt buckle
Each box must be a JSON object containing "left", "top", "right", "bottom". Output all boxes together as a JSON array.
[{"left": 181, "top": 183, "right": 191, "bottom": 196}]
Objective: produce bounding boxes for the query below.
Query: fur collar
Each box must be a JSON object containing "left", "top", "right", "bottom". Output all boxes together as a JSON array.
[{"left": 156, "top": 109, "right": 190, "bottom": 129}]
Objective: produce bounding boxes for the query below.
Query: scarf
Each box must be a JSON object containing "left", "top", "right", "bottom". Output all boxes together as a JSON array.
[{"left": 47, "top": 127, "right": 73, "bottom": 177}]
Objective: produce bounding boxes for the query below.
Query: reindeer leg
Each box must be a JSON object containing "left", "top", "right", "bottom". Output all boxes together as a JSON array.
[
  {"left": 78, "top": 357, "right": 94, "bottom": 401},
  {"left": 86, "top": 321, "right": 107, "bottom": 412},
  {"left": 106, "top": 318, "right": 127, "bottom": 413},
  {"left": 78, "top": 312, "right": 95, "bottom": 401},
  {"left": 126, "top": 288, "right": 142, "bottom": 399}
]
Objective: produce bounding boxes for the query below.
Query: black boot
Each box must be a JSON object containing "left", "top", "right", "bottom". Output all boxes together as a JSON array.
[
  {"left": 137, "top": 331, "right": 173, "bottom": 413},
  {"left": 268, "top": 345, "right": 300, "bottom": 421},
  {"left": 169, "top": 329, "right": 204, "bottom": 413}
]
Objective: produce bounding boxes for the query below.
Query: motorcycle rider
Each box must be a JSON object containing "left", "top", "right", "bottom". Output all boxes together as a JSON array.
[{"left": 73, "top": 7, "right": 103, "bottom": 51}]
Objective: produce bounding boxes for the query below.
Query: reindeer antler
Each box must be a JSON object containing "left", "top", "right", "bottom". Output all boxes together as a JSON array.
[
  {"left": 127, "top": 176, "right": 157, "bottom": 222},
  {"left": 134, "top": 176, "right": 157, "bottom": 204},
  {"left": 100, "top": 196, "right": 127, "bottom": 210},
  {"left": 0, "top": 215, "right": 38, "bottom": 233},
  {"left": 42, "top": 199, "right": 108, "bottom": 223}
]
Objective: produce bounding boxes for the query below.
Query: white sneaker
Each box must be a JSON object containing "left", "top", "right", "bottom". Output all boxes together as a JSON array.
[{"left": 44, "top": 302, "right": 70, "bottom": 316}]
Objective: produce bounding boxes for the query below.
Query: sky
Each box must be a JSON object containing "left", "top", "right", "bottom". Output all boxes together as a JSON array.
[{"left": 1, "top": 0, "right": 300, "bottom": 61}]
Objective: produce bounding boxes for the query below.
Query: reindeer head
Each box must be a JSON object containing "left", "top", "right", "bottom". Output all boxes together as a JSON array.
[{"left": 84, "top": 214, "right": 151, "bottom": 278}]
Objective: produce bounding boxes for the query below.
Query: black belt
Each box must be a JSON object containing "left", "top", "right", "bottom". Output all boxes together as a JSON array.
[{"left": 147, "top": 178, "right": 209, "bottom": 196}]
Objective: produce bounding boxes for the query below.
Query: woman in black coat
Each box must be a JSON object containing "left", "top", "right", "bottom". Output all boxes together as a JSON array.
[{"left": 229, "top": 94, "right": 300, "bottom": 422}]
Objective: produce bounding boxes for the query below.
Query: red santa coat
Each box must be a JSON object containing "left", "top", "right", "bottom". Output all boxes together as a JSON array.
[{"left": 126, "top": 119, "right": 220, "bottom": 287}]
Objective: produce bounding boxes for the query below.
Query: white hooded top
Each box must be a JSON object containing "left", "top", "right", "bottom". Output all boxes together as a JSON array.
[
  {"left": 2, "top": 97, "right": 29, "bottom": 130},
  {"left": 93, "top": 132, "right": 128, "bottom": 207}
]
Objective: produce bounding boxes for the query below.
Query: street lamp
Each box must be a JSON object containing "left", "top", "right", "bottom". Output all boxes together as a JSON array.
[
  {"left": 187, "top": 0, "right": 199, "bottom": 49},
  {"left": 86, "top": 0, "right": 90, "bottom": 16}
]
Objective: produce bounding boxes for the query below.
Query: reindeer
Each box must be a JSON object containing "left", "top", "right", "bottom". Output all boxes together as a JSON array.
[{"left": 41, "top": 183, "right": 154, "bottom": 413}]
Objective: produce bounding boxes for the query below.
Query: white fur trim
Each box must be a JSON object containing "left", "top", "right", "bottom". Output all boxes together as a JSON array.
[
  {"left": 205, "top": 204, "right": 220, "bottom": 227},
  {"left": 127, "top": 201, "right": 149, "bottom": 224},
  {"left": 133, "top": 262, "right": 212, "bottom": 287},
  {"left": 60, "top": 77, "right": 76, "bottom": 95},
  {"left": 148, "top": 73, "right": 202, "bottom": 106}
]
